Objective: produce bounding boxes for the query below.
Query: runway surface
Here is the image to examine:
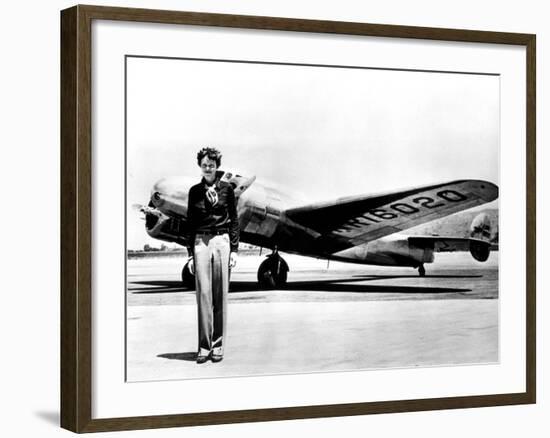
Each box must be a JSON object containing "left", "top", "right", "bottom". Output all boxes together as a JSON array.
[{"left": 126, "top": 252, "right": 499, "bottom": 382}]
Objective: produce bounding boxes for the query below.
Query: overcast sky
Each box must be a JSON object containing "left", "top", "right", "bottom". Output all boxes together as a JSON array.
[{"left": 127, "top": 57, "right": 499, "bottom": 249}]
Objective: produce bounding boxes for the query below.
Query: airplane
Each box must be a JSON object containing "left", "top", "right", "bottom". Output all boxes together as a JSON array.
[{"left": 135, "top": 170, "right": 498, "bottom": 289}]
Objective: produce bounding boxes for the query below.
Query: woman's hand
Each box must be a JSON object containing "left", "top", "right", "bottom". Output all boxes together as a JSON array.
[
  {"left": 188, "top": 257, "right": 194, "bottom": 275},
  {"left": 229, "top": 252, "right": 238, "bottom": 269}
]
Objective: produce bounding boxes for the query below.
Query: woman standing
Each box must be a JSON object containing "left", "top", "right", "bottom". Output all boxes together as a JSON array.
[{"left": 186, "top": 147, "right": 239, "bottom": 364}]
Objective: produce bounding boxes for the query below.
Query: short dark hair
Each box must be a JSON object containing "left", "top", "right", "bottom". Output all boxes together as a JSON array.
[{"left": 196, "top": 147, "right": 222, "bottom": 167}]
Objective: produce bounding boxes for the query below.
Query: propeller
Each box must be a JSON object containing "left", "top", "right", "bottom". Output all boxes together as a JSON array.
[{"left": 131, "top": 203, "right": 160, "bottom": 219}]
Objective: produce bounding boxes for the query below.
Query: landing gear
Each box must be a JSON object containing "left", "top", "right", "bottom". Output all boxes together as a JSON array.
[
  {"left": 257, "top": 249, "right": 289, "bottom": 289},
  {"left": 418, "top": 264, "right": 426, "bottom": 277},
  {"left": 181, "top": 261, "right": 195, "bottom": 289}
]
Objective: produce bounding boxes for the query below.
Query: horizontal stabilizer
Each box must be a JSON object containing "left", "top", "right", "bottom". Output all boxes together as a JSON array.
[
  {"left": 408, "top": 236, "right": 485, "bottom": 252},
  {"left": 408, "top": 236, "right": 492, "bottom": 262}
]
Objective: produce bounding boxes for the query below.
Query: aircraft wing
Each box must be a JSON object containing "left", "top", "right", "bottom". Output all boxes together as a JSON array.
[{"left": 284, "top": 180, "right": 498, "bottom": 246}]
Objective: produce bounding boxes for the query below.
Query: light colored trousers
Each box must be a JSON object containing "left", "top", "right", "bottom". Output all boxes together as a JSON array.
[{"left": 194, "top": 233, "right": 230, "bottom": 357}]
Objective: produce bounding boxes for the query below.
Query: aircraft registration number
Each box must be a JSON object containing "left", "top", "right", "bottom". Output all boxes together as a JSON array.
[{"left": 335, "top": 189, "right": 467, "bottom": 232}]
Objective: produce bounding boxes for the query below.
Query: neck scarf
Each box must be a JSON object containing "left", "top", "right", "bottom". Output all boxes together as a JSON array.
[{"left": 205, "top": 182, "right": 218, "bottom": 206}]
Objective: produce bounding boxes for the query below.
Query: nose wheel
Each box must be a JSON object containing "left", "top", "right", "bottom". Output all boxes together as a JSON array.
[
  {"left": 418, "top": 264, "right": 426, "bottom": 277},
  {"left": 257, "top": 249, "right": 289, "bottom": 289}
]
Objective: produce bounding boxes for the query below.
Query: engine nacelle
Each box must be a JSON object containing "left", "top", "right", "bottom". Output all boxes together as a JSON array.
[{"left": 469, "top": 239, "right": 490, "bottom": 262}]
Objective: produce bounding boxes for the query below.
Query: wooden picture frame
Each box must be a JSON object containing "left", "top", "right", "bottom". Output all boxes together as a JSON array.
[{"left": 61, "top": 4, "right": 536, "bottom": 433}]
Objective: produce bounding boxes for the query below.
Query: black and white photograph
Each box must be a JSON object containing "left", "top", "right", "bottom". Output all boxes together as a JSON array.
[
  {"left": 3, "top": 0, "right": 546, "bottom": 434},
  {"left": 126, "top": 56, "right": 499, "bottom": 382}
]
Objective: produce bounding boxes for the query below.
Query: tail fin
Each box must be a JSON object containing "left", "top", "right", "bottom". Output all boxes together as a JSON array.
[{"left": 470, "top": 213, "right": 492, "bottom": 241}]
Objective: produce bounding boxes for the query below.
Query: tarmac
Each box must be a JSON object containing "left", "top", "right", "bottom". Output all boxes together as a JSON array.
[{"left": 126, "top": 252, "right": 499, "bottom": 382}]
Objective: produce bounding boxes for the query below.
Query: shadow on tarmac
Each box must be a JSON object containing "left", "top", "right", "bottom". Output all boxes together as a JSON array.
[
  {"left": 230, "top": 280, "right": 471, "bottom": 294},
  {"left": 130, "top": 280, "right": 187, "bottom": 294},
  {"left": 352, "top": 274, "right": 482, "bottom": 279},
  {"left": 130, "top": 273, "right": 476, "bottom": 295},
  {"left": 157, "top": 352, "right": 197, "bottom": 362}
]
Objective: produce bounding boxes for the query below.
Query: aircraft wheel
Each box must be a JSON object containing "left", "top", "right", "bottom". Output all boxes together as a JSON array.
[
  {"left": 418, "top": 264, "right": 426, "bottom": 277},
  {"left": 181, "top": 261, "right": 195, "bottom": 289},
  {"left": 257, "top": 256, "right": 288, "bottom": 289}
]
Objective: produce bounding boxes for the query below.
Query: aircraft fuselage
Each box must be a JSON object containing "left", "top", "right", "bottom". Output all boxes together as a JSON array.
[{"left": 143, "top": 175, "right": 438, "bottom": 268}]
